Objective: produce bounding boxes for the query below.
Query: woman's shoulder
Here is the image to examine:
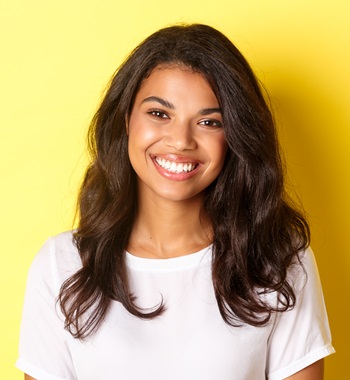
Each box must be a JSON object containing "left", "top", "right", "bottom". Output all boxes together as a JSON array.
[
  {"left": 28, "top": 231, "right": 82, "bottom": 291},
  {"left": 34, "top": 230, "right": 79, "bottom": 261},
  {"left": 289, "top": 246, "right": 319, "bottom": 282},
  {"left": 283, "top": 246, "right": 326, "bottom": 308}
]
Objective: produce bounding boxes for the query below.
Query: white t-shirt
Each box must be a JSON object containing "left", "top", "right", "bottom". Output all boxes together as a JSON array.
[{"left": 16, "top": 231, "right": 334, "bottom": 380}]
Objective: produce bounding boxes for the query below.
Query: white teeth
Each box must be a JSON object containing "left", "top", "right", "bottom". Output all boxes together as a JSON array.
[
  {"left": 155, "top": 157, "right": 197, "bottom": 173},
  {"left": 176, "top": 163, "right": 183, "bottom": 173},
  {"left": 170, "top": 162, "right": 177, "bottom": 172}
]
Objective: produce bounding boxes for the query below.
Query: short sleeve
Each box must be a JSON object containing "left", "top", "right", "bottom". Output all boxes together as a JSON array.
[
  {"left": 266, "top": 248, "right": 335, "bottom": 380},
  {"left": 16, "top": 235, "right": 78, "bottom": 380}
]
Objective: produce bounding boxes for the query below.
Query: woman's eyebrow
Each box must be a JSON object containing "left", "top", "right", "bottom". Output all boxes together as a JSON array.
[
  {"left": 199, "top": 107, "right": 222, "bottom": 116},
  {"left": 141, "top": 96, "right": 175, "bottom": 109},
  {"left": 141, "top": 96, "right": 221, "bottom": 116}
]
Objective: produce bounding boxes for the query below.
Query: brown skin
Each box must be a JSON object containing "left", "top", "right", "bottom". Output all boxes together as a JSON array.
[
  {"left": 127, "top": 66, "right": 227, "bottom": 259},
  {"left": 286, "top": 359, "right": 324, "bottom": 379}
]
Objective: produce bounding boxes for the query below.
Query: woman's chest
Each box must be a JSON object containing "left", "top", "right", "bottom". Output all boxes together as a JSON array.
[{"left": 68, "top": 269, "right": 273, "bottom": 380}]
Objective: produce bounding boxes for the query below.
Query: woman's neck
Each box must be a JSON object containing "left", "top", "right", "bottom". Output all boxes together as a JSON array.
[{"left": 127, "top": 195, "right": 212, "bottom": 259}]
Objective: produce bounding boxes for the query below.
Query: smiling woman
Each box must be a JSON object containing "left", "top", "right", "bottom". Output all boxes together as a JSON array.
[{"left": 16, "top": 24, "right": 334, "bottom": 380}]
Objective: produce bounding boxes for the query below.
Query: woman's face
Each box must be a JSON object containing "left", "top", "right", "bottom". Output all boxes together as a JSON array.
[{"left": 127, "top": 65, "right": 228, "bottom": 204}]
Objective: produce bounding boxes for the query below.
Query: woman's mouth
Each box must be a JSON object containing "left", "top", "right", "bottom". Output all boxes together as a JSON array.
[{"left": 155, "top": 157, "right": 198, "bottom": 174}]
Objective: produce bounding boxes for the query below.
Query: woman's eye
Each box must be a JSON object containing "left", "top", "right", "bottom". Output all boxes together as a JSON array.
[
  {"left": 199, "top": 119, "right": 222, "bottom": 128},
  {"left": 148, "top": 110, "right": 169, "bottom": 119}
]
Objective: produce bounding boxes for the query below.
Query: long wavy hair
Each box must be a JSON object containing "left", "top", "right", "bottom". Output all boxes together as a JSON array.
[{"left": 59, "top": 24, "right": 310, "bottom": 339}]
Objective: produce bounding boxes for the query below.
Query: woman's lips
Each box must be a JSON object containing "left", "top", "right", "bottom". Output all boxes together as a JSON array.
[
  {"left": 152, "top": 155, "right": 202, "bottom": 180},
  {"left": 155, "top": 157, "right": 198, "bottom": 173}
]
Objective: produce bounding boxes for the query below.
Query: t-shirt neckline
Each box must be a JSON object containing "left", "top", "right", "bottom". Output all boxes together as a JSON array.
[{"left": 125, "top": 244, "right": 213, "bottom": 272}]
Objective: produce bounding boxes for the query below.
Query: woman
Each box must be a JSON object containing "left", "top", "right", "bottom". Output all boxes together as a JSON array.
[{"left": 17, "top": 24, "right": 334, "bottom": 379}]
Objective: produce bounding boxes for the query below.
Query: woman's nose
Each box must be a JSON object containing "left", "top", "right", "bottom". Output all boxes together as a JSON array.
[{"left": 164, "top": 120, "right": 197, "bottom": 151}]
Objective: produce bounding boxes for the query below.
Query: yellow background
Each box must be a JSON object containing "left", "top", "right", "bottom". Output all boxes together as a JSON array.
[{"left": 1, "top": 1, "right": 349, "bottom": 378}]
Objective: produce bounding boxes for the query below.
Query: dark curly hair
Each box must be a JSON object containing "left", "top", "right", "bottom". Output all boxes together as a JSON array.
[{"left": 59, "top": 23, "right": 310, "bottom": 339}]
